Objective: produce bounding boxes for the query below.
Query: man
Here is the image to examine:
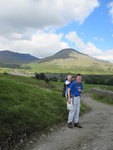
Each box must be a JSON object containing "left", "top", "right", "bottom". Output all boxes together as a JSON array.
[{"left": 67, "top": 73, "right": 83, "bottom": 128}]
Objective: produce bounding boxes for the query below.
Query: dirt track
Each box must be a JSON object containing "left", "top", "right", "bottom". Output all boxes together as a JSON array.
[{"left": 26, "top": 93, "right": 113, "bottom": 150}]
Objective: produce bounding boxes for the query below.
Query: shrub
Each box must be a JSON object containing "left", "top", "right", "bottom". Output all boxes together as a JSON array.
[{"left": 35, "top": 73, "right": 46, "bottom": 80}]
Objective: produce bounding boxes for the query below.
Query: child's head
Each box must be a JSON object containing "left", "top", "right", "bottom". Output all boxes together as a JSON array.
[
  {"left": 67, "top": 75, "right": 72, "bottom": 81},
  {"left": 76, "top": 73, "right": 82, "bottom": 83}
]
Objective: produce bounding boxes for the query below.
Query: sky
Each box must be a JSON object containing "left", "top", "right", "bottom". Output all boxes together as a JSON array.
[{"left": 0, "top": 0, "right": 113, "bottom": 61}]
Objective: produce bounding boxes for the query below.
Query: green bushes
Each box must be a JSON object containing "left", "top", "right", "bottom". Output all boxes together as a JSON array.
[
  {"left": 35, "top": 73, "right": 46, "bottom": 80},
  {"left": 35, "top": 73, "right": 58, "bottom": 82},
  {"left": 35, "top": 73, "right": 50, "bottom": 83}
]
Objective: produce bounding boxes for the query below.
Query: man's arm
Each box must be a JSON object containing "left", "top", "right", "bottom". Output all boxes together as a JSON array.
[{"left": 68, "top": 88, "right": 71, "bottom": 104}]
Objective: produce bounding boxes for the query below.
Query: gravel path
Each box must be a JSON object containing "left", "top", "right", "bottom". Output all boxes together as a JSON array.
[{"left": 26, "top": 93, "right": 113, "bottom": 150}]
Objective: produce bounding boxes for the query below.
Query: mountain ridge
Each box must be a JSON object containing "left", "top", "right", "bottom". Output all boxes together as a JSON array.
[{"left": 0, "top": 50, "right": 38, "bottom": 64}]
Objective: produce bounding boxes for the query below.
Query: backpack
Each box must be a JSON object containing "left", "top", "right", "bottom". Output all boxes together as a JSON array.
[
  {"left": 62, "top": 81, "right": 72, "bottom": 97},
  {"left": 62, "top": 84, "right": 66, "bottom": 97}
]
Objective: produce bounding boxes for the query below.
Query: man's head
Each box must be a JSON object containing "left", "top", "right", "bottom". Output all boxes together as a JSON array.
[
  {"left": 67, "top": 75, "right": 72, "bottom": 81},
  {"left": 76, "top": 73, "right": 82, "bottom": 83}
]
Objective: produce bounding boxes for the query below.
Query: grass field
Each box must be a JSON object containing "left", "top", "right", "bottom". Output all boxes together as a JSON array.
[
  {"left": 0, "top": 73, "right": 90, "bottom": 148},
  {"left": 21, "top": 62, "right": 113, "bottom": 75}
]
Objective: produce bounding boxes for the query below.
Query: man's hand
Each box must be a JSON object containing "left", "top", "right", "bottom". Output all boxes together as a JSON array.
[
  {"left": 68, "top": 98, "right": 71, "bottom": 104},
  {"left": 78, "top": 88, "right": 82, "bottom": 92}
]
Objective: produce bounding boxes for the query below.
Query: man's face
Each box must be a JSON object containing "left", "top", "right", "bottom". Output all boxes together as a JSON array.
[{"left": 76, "top": 76, "right": 82, "bottom": 83}]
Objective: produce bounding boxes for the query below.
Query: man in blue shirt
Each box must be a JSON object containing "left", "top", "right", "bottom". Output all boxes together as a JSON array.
[{"left": 67, "top": 73, "right": 83, "bottom": 128}]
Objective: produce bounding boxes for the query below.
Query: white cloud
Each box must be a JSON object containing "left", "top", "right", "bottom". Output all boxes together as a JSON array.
[
  {"left": 0, "top": 30, "right": 69, "bottom": 58},
  {"left": 0, "top": 0, "right": 99, "bottom": 35},
  {"left": 66, "top": 31, "right": 113, "bottom": 62}
]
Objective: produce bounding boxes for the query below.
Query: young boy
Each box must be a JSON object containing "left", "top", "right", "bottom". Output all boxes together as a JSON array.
[{"left": 67, "top": 73, "right": 83, "bottom": 128}]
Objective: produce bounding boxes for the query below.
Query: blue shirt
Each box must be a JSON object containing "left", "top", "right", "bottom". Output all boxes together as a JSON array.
[{"left": 69, "top": 81, "right": 83, "bottom": 97}]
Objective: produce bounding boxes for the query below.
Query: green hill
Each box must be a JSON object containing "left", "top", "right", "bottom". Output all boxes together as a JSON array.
[{"left": 22, "top": 48, "right": 113, "bottom": 74}]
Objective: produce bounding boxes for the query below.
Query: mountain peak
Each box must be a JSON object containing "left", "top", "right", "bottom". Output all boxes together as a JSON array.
[
  {"left": 56, "top": 48, "right": 81, "bottom": 54},
  {"left": 38, "top": 48, "right": 84, "bottom": 63}
]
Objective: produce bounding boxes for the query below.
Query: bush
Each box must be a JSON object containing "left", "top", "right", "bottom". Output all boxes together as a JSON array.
[
  {"left": 35, "top": 73, "right": 46, "bottom": 80},
  {"left": 35, "top": 73, "right": 40, "bottom": 79}
]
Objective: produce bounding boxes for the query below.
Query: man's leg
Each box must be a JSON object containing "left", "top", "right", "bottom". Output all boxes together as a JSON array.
[
  {"left": 74, "top": 96, "right": 82, "bottom": 128},
  {"left": 68, "top": 109, "right": 75, "bottom": 123},
  {"left": 68, "top": 98, "right": 76, "bottom": 128}
]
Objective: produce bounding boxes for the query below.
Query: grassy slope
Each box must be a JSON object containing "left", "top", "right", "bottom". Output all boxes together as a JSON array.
[
  {"left": 0, "top": 74, "right": 66, "bottom": 145},
  {"left": 0, "top": 74, "right": 90, "bottom": 147}
]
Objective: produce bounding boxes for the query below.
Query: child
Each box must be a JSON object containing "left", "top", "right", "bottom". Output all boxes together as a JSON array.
[{"left": 62, "top": 75, "right": 72, "bottom": 98}]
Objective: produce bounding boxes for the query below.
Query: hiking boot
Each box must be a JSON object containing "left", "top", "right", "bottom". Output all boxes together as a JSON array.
[
  {"left": 68, "top": 122, "right": 73, "bottom": 128},
  {"left": 74, "top": 122, "right": 82, "bottom": 128}
]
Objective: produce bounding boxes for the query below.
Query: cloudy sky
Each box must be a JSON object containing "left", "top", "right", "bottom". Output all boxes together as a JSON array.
[{"left": 0, "top": 0, "right": 113, "bottom": 61}]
